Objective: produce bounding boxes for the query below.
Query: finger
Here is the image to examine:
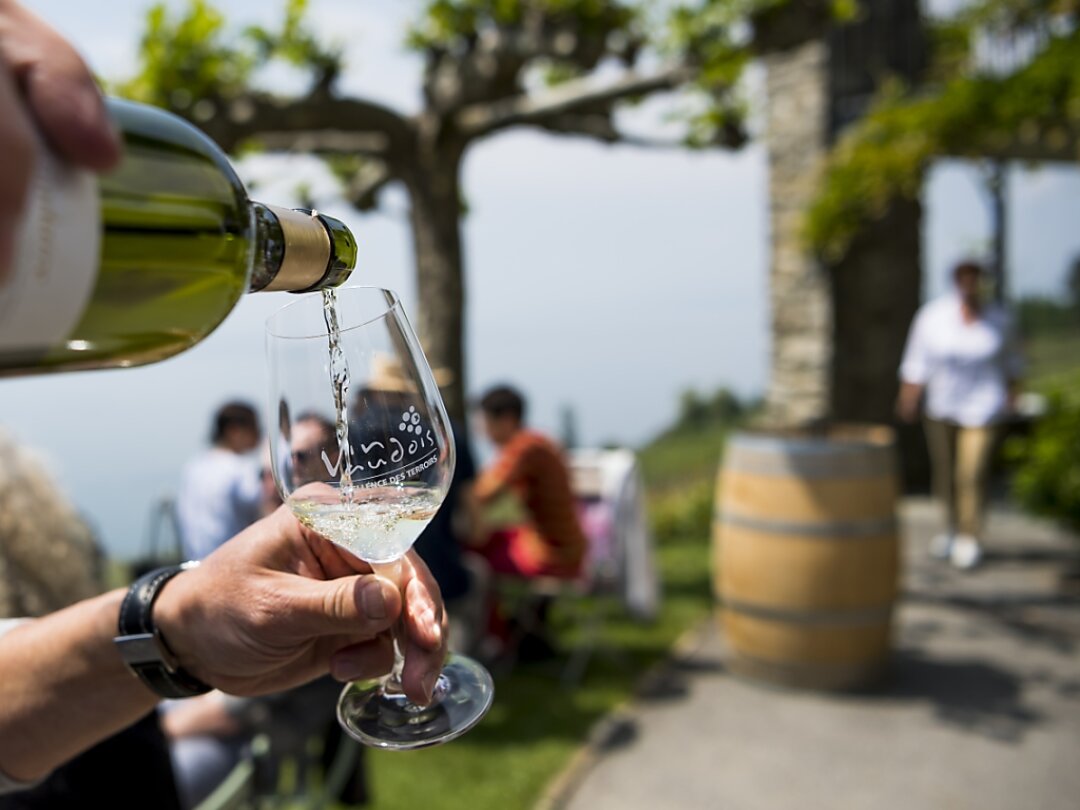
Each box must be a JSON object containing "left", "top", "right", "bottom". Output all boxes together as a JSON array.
[
  {"left": 405, "top": 549, "right": 442, "bottom": 596},
  {"left": 289, "top": 573, "right": 400, "bottom": 638},
  {"left": 403, "top": 574, "right": 443, "bottom": 652},
  {"left": 3, "top": 4, "right": 121, "bottom": 170},
  {"left": 329, "top": 635, "right": 395, "bottom": 683},
  {"left": 399, "top": 557, "right": 450, "bottom": 704},
  {"left": 0, "top": 66, "right": 35, "bottom": 280},
  {"left": 399, "top": 557, "right": 444, "bottom": 652},
  {"left": 401, "top": 633, "right": 448, "bottom": 705}
]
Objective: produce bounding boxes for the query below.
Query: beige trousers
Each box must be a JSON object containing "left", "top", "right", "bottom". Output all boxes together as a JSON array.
[{"left": 924, "top": 418, "right": 997, "bottom": 538}]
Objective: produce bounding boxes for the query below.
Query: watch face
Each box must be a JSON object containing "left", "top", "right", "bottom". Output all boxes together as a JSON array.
[{"left": 115, "top": 632, "right": 178, "bottom": 672}]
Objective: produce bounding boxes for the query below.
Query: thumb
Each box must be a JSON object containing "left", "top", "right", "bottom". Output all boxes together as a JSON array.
[{"left": 291, "top": 574, "right": 400, "bottom": 638}]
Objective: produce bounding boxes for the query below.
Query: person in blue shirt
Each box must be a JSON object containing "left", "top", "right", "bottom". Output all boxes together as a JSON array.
[{"left": 176, "top": 403, "right": 264, "bottom": 561}]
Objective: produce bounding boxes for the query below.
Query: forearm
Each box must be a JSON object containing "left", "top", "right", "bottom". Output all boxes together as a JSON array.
[
  {"left": 899, "top": 381, "right": 923, "bottom": 400},
  {"left": 0, "top": 589, "right": 158, "bottom": 782},
  {"left": 472, "top": 476, "right": 500, "bottom": 505},
  {"left": 896, "top": 381, "right": 924, "bottom": 421}
]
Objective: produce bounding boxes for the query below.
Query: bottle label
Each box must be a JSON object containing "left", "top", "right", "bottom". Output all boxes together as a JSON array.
[{"left": 0, "top": 148, "right": 100, "bottom": 353}]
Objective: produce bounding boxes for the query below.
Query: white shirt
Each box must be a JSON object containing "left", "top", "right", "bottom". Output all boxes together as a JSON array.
[
  {"left": 900, "top": 294, "right": 1023, "bottom": 427},
  {"left": 176, "top": 448, "right": 262, "bottom": 560}
]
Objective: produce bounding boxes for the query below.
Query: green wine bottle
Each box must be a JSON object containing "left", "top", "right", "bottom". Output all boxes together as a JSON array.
[{"left": 0, "top": 98, "right": 358, "bottom": 376}]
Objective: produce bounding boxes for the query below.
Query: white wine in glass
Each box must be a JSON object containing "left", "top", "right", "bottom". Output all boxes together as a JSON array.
[{"left": 267, "top": 286, "right": 493, "bottom": 749}]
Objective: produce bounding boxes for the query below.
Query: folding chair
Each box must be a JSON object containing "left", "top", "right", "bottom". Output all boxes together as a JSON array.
[{"left": 192, "top": 735, "right": 267, "bottom": 810}]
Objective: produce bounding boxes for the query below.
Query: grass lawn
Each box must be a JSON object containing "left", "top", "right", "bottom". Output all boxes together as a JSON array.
[
  {"left": 362, "top": 532, "right": 712, "bottom": 809},
  {"left": 637, "top": 422, "right": 727, "bottom": 495}
]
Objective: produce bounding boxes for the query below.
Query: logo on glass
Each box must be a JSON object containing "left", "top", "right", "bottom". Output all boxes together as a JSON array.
[{"left": 320, "top": 404, "right": 437, "bottom": 486}]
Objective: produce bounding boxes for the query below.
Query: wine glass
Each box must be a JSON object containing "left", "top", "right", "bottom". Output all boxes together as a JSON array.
[{"left": 266, "top": 286, "right": 493, "bottom": 750}]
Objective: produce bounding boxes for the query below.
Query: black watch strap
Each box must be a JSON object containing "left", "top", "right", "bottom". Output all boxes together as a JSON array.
[{"left": 114, "top": 564, "right": 213, "bottom": 699}]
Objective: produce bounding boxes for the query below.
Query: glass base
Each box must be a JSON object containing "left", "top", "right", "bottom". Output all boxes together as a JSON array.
[{"left": 337, "top": 653, "right": 494, "bottom": 750}]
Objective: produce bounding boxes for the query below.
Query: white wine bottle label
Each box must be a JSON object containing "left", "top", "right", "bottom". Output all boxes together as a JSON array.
[{"left": 0, "top": 148, "right": 100, "bottom": 353}]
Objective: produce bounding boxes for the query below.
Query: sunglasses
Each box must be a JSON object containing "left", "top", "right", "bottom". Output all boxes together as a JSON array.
[{"left": 291, "top": 448, "right": 320, "bottom": 465}]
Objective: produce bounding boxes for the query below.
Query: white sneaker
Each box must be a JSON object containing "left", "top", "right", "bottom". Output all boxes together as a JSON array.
[
  {"left": 950, "top": 534, "right": 983, "bottom": 570},
  {"left": 929, "top": 533, "right": 954, "bottom": 560}
]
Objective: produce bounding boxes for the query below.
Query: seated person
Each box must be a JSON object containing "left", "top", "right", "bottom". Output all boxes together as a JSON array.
[
  {"left": 348, "top": 356, "right": 487, "bottom": 654},
  {"left": 176, "top": 402, "right": 263, "bottom": 561},
  {"left": 473, "top": 385, "right": 586, "bottom": 580}
]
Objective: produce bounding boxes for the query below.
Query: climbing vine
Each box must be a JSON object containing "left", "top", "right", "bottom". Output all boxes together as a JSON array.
[{"left": 806, "top": 0, "right": 1080, "bottom": 259}]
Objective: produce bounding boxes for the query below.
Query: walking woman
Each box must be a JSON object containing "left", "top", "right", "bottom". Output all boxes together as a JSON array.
[{"left": 897, "top": 261, "right": 1024, "bottom": 570}]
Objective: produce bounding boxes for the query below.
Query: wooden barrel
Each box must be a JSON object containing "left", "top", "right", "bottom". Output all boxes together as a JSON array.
[{"left": 713, "top": 426, "right": 900, "bottom": 690}]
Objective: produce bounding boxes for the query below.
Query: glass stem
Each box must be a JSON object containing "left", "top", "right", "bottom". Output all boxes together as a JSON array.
[{"left": 372, "top": 559, "right": 408, "bottom": 697}]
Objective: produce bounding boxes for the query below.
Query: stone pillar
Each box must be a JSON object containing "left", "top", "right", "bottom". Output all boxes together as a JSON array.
[{"left": 763, "top": 40, "right": 833, "bottom": 426}]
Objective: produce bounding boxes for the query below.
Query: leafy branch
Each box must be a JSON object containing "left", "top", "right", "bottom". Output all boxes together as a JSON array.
[{"left": 806, "top": 1, "right": 1080, "bottom": 259}]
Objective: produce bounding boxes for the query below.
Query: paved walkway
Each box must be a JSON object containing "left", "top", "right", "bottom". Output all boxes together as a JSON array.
[{"left": 559, "top": 499, "right": 1080, "bottom": 810}]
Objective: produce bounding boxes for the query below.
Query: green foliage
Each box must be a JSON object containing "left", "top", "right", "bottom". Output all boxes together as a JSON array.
[
  {"left": 245, "top": 0, "right": 342, "bottom": 76},
  {"left": 953, "top": 0, "right": 1077, "bottom": 32},
  {"left": 830, "top": 0, "right": 859, "bottom": 20},
  {"left": 407, "top": 0, "right": 640, "bottom": 51},
  {"left": 322, "top": 153, "right": 366, "bottom": 186},
  {"left": 540, "top": 60, "right": 586, "bottom": 86},
  {"left": 635, "top": 386, "right": 754, "bottom": 548},
  {"left": 405, "top": 0, "right": 831, "bottom": 148},
  {"left": 1027, "top": 333, "right": 1080, "bottom": 393},
  {"left": 1005, "top": 294, "right": 1080, "bottom": 530},
  {"left": 122, "top": 0, "right": 847, "bottom": 166},
  {"left": 639, "top": 420, "right": 727, "bottom": 494},
  {"left": 1006, "top": 389, "right": 1080, "bottom": 531},
  {"left": 118, "top": 0, "right": 255, "bottom": 106},
  {"left": 117, "top": 0, "right": 339, "bottom": 108},
  {"left": 407, "top": 0, "right": 523, "bottom": 47},
  {"left": 650, "top": 479, "right": 715, "bottom": 542},
  {"left": 637, "top": 387, "right": 744, "bottom": 504},
  {"left": 806, "top": 8, "right": 1080, "bottom": 259},
  {"left": 1016, "top": 296, "right": 1080, "bottom": 338},
  {"left": 676, "top": 386, "right": 746, "bottom": 430},
  {"left": 666, "top": 0, "right": 761, "bottom": 147}
]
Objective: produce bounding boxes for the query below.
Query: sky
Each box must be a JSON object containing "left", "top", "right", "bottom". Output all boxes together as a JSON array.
[{"left": 2, "top": 0, "right": 1079, "bottom": 559}]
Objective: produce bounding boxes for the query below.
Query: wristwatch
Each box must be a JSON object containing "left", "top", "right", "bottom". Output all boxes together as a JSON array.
[{"left": 113, "top": 562, "right": 213, "bottom": 699}]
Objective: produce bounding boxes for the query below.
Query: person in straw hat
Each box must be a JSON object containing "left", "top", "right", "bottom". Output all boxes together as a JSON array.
[{"left": 352, "top": 354, "right": 487, "bottom": 655}]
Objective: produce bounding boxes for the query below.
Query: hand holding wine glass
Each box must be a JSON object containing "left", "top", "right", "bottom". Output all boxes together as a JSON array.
[
  {"left": 267, "top": 286, "right": 493, "bottom": 749},
  {"left": 153, "top": 504, "right": 447, "bottom": 703}
]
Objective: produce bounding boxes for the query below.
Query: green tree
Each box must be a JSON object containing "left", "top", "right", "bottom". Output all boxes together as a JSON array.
[
  {"left": 119, "top": 0, "right": 819, "bottom": 417},
  {"left": 674, "top": 386, "right": 743, "bottom": 430},
  {"left": 806, "top": 0, "right": 1080, "bottom": 260}
]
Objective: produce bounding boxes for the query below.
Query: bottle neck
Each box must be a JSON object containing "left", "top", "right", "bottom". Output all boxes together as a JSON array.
[{"left": 249, "top": 203, "right": 355, "bottom": 293}]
